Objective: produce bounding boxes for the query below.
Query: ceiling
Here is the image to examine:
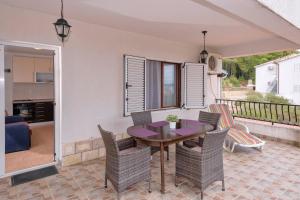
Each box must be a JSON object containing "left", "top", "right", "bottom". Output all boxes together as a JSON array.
[{"left": 0, "top": 0, "right": 298, "bottom": 56}]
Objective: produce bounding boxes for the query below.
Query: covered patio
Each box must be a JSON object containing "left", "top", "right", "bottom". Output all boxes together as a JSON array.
[
  {"left": 1, "top": 141, "right": 300, "bottom": 200},
  {"left": 0, "top": 0, "right": 300, "bottom": 199}
]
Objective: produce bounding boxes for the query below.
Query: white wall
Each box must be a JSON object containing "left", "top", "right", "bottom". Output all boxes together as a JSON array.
[
  {"left": 278, "top": 56, "right": 300, "bottom": 104},
  {"left": 236, "top": 118, "right": 300, "bottom": 144},
  {"left": 0, "top": 4, "right": 221, "bottom": 144},
  {"left": 255, "top": 63, "right": 277, "bottom": 93}
]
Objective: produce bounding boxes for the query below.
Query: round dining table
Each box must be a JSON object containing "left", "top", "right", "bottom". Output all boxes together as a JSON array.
[{"left": 127, "top": 119, "right": 214, "bottom": 193}]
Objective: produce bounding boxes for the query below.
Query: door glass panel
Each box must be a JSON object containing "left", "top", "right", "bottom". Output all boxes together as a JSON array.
[{"left": 163, "top": 63, "right": 176, "bottom": 107}]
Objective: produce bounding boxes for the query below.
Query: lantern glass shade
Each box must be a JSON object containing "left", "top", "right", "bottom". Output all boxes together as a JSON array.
[
  {"left": 54, "top": 18, "right": 71, "bottom": 41},
  {"left": 200, "top": 49, "right": 208, "bottom": 64}
]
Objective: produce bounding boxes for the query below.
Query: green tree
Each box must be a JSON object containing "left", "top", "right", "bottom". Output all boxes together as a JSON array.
[{"left": 223, "top": 51, "right": 298, "bottom": 82}]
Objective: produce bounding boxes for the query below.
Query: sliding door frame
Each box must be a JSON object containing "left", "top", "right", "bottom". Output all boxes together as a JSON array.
[
  {"left": 0, "top": 40, "right": 62, "bottom": 177},
  {"left": 0, "top": 44, "right": 5, "bottom": 176}
]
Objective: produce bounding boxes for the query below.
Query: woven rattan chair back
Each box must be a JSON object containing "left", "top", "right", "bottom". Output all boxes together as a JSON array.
[
  {"left": 201, "top": 128, "right": 229, "bottom": 160},
  {"left": 131, "top": 111, "right": 152, "bottom": 126},
  {"left": 198, "top": 111, "right": 221, "bottom": 130},
  {"left": 97, "top": 125, "right": 119, "bottom": 155}
]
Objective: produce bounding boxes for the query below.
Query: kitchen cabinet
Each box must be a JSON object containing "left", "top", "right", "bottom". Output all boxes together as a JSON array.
[
  {"left": 12, "top": 56, "right": 35, "bottom": 83},
  {"left": 34, "top": 57, "right": 53, "bottom": 73},
  {"left": 34, "top": 102, "right": 54, "bottom": 122},
  {"left": 13, "top": 100, "right": 54, "bottom": 123},
  {"left": 12, "top": 56, "right": 53, "bottom": 83}
]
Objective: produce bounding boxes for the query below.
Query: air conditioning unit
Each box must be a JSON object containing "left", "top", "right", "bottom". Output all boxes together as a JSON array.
[
  {"left": 268, "top": 65, "right": 274, "bottom": 70},
  {"left": 294, "top": 85, "right": 300, "bottom": 93}
]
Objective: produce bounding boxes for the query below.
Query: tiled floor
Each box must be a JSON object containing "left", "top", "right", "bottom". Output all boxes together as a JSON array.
[
  {"left": 1, "top": 140, "right": 300, "bottom": 200},
  {"left": 6, "top": 123, "right": 54, "bottom": 173}
]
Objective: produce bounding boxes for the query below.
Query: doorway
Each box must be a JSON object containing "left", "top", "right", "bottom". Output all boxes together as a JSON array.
[{"left": 0, "top": 41, "right": 61, "bottom": 177}]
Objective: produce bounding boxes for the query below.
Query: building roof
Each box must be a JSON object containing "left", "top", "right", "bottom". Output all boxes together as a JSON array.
[{"left": 255, "top": 53, "right": 300, "bottom": 68}]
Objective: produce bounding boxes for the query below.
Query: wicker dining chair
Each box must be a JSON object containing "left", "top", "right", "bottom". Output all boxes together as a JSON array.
[
  {"left": 98, "top": 125, "right": 151, "bottom": 199},
  {"left": 176, "top": 128, "right": 229, "bottom": 200},
  {"left": 183, "top": 111, "right": 221, "bottom": 148},
  {"left": 131, "top": 111, "right": 169, "bottom": 160}
]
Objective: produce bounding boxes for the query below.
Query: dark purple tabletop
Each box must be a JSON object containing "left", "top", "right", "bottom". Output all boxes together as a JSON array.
[{"left": 127, "top": 119, "right": 214, "bottom": 143}]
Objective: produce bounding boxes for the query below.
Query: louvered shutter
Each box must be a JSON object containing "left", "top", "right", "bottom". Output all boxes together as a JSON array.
[
  {"left": 124, "top": 55, "right": 146, "bottom": 116},
  {"left": 183, "top": 63, "right": 207, "bottom": 108}
]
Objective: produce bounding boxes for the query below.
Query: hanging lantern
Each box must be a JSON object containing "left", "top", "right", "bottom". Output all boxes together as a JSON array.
[
  {"left": 54, "top": 0, "right": 71, "bottom": 43},
  {"left": 200, "top": 31, "right": 208, "bottom": 64}
]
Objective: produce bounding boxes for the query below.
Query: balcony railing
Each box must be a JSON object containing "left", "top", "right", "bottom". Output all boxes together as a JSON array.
[{"left": 216, "top": 99, "right": 300, "bottom": 126}]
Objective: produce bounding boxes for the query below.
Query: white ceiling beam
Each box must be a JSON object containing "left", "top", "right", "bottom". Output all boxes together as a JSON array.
[{"left": 219, "top": 37, "right": 299, "bottom": 58}]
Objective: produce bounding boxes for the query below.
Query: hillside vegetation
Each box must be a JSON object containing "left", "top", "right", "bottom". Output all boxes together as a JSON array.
[{"left": 223, "top": 51, "right": 297, "bottom": 82}]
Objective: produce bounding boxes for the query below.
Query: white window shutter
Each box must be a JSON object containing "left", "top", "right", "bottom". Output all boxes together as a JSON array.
[
  {"left": 183, "top": 63, "right": 207, "bottom": 108},
  {"left": 124, "top": 55, "right": 146, "bottom": 116}
]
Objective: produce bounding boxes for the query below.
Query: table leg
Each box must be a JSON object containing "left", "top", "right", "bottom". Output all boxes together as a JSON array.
[{"left": 160, "top": 142, "right": 165, "bottom": 193}]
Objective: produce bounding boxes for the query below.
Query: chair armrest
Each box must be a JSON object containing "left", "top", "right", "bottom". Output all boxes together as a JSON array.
[
  {"left": 176, "top": 144, "right": 202, "bottom": 163},
  {"left": 119, "top": 146, "right": 151, "bottom": 161},
  {"left": 5, "top": 116, "right": 24, "bottom": 124},
  {"left": 234, "top": 122, "right": 249, "bottom": 133},
  {"left": 117, "top": 137, "right": 136, "bottom": 151}
]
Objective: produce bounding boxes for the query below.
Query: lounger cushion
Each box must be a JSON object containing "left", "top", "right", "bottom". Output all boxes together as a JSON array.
[
  {"left": 229, "top": 128, "right": 262, "bottom": 145},
  {"left": 209, "top": 104, "right": 234, "bottom": 128},
  {"left": 210, "top": 104, "right": 265, "bottom": 147}
]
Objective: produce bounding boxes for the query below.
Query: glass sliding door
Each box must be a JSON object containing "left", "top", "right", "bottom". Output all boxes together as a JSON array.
[{"left": 0, "top": 44, "right": 4, "bottom": 176}]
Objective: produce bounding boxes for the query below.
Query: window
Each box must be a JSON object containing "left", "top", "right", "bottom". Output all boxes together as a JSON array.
[
  {"left": 124, "top": 55, "right": 206, "bottom": 116},
  {"left": 145, "top": 60, "right": 180, "bottom": 110},
  {"left": 162, "top": 62, "right": 180, "bottom": 108}
]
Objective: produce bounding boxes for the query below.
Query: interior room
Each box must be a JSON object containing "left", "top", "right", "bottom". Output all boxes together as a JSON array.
[{"left": 4, "top": 45, "right": 55, "bottom": 173}]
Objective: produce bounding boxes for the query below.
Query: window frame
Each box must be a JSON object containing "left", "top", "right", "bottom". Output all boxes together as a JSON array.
[{"left": 160, "top": 62, "right": 181, "bottom": 109}]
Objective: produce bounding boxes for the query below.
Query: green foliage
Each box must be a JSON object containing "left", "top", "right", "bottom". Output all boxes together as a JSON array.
[
  {"left": 264, "top": 93, "right": 290, "bottom": 104},
  {"left": 229, "top": 77, "right": 240, "bottom": 87},
  {"left": 166, "top": 115, "right": 178, "bottom": 122},
  {"left": 245, "top": 91, "right": 290, "bottom": 104},
  {"left": 222, "top": 76, "right": 240, "bottom": 87},
  {"left": 245, "top": 91, "right": 264, "bottom": 102},
  {"left": 222, "top": 79, "right": 231, "bottom": 88},
  {"left": 223, "top": 51, "right": 298, "bottom": 81}
]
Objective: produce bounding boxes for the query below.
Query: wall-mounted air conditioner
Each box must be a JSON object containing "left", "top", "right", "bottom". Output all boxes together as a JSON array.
[{"left": 268, "top": 65, "right": 274, "bottom": 70}]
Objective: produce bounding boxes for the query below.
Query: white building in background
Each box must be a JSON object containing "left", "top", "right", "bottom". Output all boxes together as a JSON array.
[{"left": 255, "top": 54, "right": 300, "bottom": 104}]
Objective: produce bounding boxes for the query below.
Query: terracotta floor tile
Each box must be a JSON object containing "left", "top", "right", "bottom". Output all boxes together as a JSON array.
[{"left": 0, "top": 140, "right": 300, "bottom": 200}]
